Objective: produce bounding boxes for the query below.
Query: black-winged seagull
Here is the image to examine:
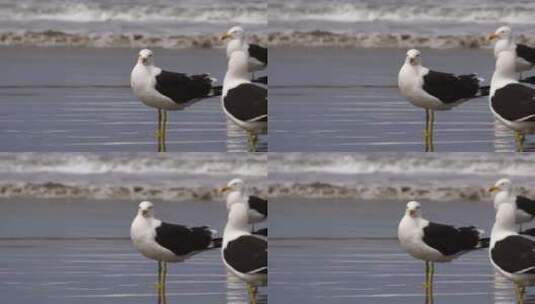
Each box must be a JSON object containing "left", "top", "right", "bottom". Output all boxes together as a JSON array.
[
  {"left": 398, "top": 201, "right": 488, "bottom": 295},
  {"left": 130, "top": 49, "right": 222, "bottom": 151},
  {"left": 490, "top": 50, "right": 535, "bottom": 151},
  {"left": 222, "top": 50, "right": 267, "bottom": 152},
  {"left": 490, "top": 178, "right": 535, "bottom": 230},
  {"left": 222, "top": 202, "right": 267, "bottom": 304},
  {"left": 490, "top": 202, "right": 535, "bottom": 304},
  {"left": 490, "top": 26, "right": 535, "bottom": 79},
  {"left": 398, "top": 49, "right": 489, "bottom": 151},
  {"left": 220, "top": 178, "right": 268, "bottom": 226},
  {"left": 130, "top": 201, "right": 222, "bottom": 292},
  {"left": 221, "top": 26, "right": 267, "bottom": 75}
]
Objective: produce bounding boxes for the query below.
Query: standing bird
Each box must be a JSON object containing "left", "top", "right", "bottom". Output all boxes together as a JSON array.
[
  {"left": 221, "top": 26, "right": 267, "bottom": 77},
  {"left": 130, "top": 49, "right": 222, "bottom": 152},
  {"left": 398, "top": 201, "right": 488, "bottom": 297},
  {"left": 220, "top": 178, "right": 268, "bottom": 228},
  {"left": 130, "top": 201, "right": 222, "bottom": 294},
  {"left": 490, "top": 202, "right": 535, "bottom": 304},
  {"left": 489, "top": 26, "right": 535, "bottom": 80},
  {"left": 490, "top": 51, "right": 535, "bottom": 151},
  {"left": 222, "top": 202, "right": 267, "bottom": 304},
  {"left": 222, "top": 51, "right": 267, "bottom": 152},
  {"left": 398, "top": 49, "right": 489, "bottom": 151},
  {"left": 489, "top": 178, "right": 535, "bottom": 231}
]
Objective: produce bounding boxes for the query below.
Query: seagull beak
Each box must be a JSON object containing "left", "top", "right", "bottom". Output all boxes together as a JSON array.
[
  {"left": 488, "top": 186, "right": 499, "bottom": 193},
  {"left": 220, "top": 33, "right": 231, "bottom": 41},
  {"left": 219, "top": 186, "right": 231, "bottom": 193},
  {"left": 488, "top": 33, "right": 499, "bottom": 41}
]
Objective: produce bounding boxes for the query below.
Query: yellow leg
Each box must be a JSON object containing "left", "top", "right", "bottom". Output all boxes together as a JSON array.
[
  {"left": 514, "top": 282, "right": 525, "bottom": 304},
  {"left": 429, "top": 110, "right": 435, "bottom": 152},
  {"left": 161, "top": 262, "right": 167, "bottom": 304},
  {"left": 247, "top": 131, "right": 258, "bottom": 152},
  {"left": 246, "top": 283, "right": 257, "bottom": 304},
  {"left": 424, "top": 110, "right": 430, "bottom": 152},
  {"left": 429, "top": 262, "right": 434, "bottom": 304},
  {"left": 161, "top": 110, "right": 167, "bottom": 152},
  {"left": 156, "top": 110, "right": 163, "bottom": 152},
  {"left": 514, "top": 131, "right": 525, "bottom": 152}
]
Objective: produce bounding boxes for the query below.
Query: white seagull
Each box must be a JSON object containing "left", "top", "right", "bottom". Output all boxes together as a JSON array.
[
  {"left": 490, "top": 50, "right": 535, "bottom": 151},
  {"left": 222, "top": 202, "right": 267, "bottom": 304},
  {"left": 489, "top": 26, "right": 535, "bottom": 79},
  {"left": 130, "top": 201, "right": 222, "bottom": 291},
  {"left": 222, "top": 50, "right": 267, "bottom": 152},
  {"left": 398, "top": 49, "right": 489, "bottom": 151},
  {"left": 220, "top": 178, "right": 268, "bottom": 226},
  {"left": 221, "top": 26, "right": 267, "bottom": 75},
  {"left": 398, "top": 201, "right": 489, "bottom": 293},
  {"left": 130, "top": 49, "right": 222, "bottom": 151},
  {"left": 489, "top": 178, "right": 535, "bottom": 231},
  {"left": 490, "top": 202, "right": 535, "bottom": 304}
]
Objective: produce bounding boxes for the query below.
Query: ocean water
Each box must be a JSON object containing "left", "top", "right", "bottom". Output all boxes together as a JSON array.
[
  {"left": 270, "top": 198, "right": 527, "bottom": 304},
  {"left": 0, "top": 198, "right": 267, "bottom": 304}
]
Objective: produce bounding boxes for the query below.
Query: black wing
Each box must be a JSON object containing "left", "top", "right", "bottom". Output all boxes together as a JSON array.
[
  {"left": 492, "top": 84, "right": 535, "bottom": 122},
  {"left": 248, "top": 196, "right": 267, "bottom": 217},
  {"left": 224, "top": 235, "right": 267, "bottom": 274},
  {"left": 517, "top": 44, "right": 535, "bottom": 65},
  {"left": 223, "top": 83, "right": 267, "bottom": 122},
  {"left": 155, "top": 223, "right": 213, "bottom": 256},
  {"left": 155, "top": 71, "right": 213, "bottom": 103},
  {"left": 252, "top": 76, "right": 268, "bottom": 85},
  {"left": 422, "top": 222, "right": 480, "bottom": 256},
  {"left": 248, "top": 44, "right": 267, "bottom": 65},
  {"left": 253, "top": 228, "right": 268, "bottom": 237},
  {"left": 422, "top": 71, "right": 480, "bottom": 104},
  {"left": 492, "top": 235, "right": 535, "bottom": 274},
  {"left": 517, "top": 196, "right": 535, "bottom": 217}
]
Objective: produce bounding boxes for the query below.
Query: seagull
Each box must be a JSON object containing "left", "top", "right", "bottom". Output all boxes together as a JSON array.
[
  {"left": 398, "top": 201, "right": 489, "bottom": 295},
  {"left": 221, "top": 26, "right": 267, "bottom": 76},
  {"left": 130, "top": 49, "right": 222, "bottom": 151},
  {"left": 220, "top": 178, "right": 268, "bottom": 227},
  {"left": 398, "top": 49, "right": 489, "bottom": 151},
  {"left": 489, "top": 26, "right": 535, "bottom": 79},
  {"left": 130, "top": 201, "right": 222, "bottom": 292},
  {"left": 490, "top": 202, "right": 535, "bottom": 304},
  {"left": 490, "top": 50, "right": 535, "bottom": 151},
  {"left": 222, "top": 202, "right": 267, "bottom": 304},
  {"left": 489, "top": 178, "right": 535, "bottom": 230},
  {"left": 222, "top": 51, "right": 267, "bottom": 152}
]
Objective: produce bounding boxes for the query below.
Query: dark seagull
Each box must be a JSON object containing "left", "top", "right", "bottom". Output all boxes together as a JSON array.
[
  {"left": 490, "top": 202, "right": 535, "bottom": 304},
  {"left": 222, "top": 201, "right": 267, "bottom": 304},
  {"left": 130, "top": 201, "right": 222, "bottom": 293},
  {"left": 398, "top": 201, "right": 489, "bottom": 297},
  {"left": 398, "top": 49, "right": 489, "bottom": 151},
  {"left": 130, "top": 49, "right": 222, "bottom": 151},
  {"left": 490, "top": 51, "right": 535, "bottom": 151},
  {"left": 222, "top": 50, "right": 267, "bottom": 152},
  {"left": 490, "top": 26, "right": 535, "bottom": 80},
  {"left": 221, "top": 26, "right": 267, "bottom": 76},
  {"left": 220, "top": 178, "right": 268, "bottom": 228},
  {"left": 490, "top": 178, "right": 535, "bottom": 231}
]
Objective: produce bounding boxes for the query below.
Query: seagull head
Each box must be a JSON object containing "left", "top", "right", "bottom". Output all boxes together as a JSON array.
[
  {"left": 405, "top": 201, "right": 422, "bottom": 218},
  {"left": 489, "top": 26, "right": 512, "bottom": 42},
  {"left": 221, "top": 26, "right": 245, "bottom": 41},
  {"left": 219, "top": 178, "right": 245, "bottom": 194},
  {"left": 489, "top": 178, "right": 513, "bottom": 194},
  {"left": 138, "top": 200, "right": 154, "bottom": 218},
  {"left": 137, "top": 49, "right": 153, "bottom": 66},
  {"left": 405, "top": 49, "right": 421, "bottom": 66}
]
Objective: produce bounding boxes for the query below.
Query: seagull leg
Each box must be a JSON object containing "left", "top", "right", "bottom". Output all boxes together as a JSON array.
[
  {"left": 161, "top": 262, "right": 167, "bottom": 304},
  {"left": 429, "top": 262, "right": 435, "bottom": 304},
  {"left": 246, "top": 131, "right": 258, "bottom": 152},
  {"left": 429, "top": 110, "right": 435, "bottom": 152},
  {"left": 156, "top": 261, "right": 162, "bottom": 292},
  {"left": 424, "top": 110, "right": 429, "bottom": 152},
  {"left": 246, "top": 283, "right": 256, "bottom": 304},
  {"left": 156, "top": 110, "right": 163, "bottom": 152},
  {"left": 514, "top": 131, "right": 525, "bottom": 152},
  {"left": 514, "top": 282, "right": 525, "bottom": 304},
  {"left": 161, "top": 110, "right": 167, "bottom": 152}
]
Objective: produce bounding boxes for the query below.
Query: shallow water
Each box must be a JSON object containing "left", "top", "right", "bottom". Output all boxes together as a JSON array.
[
  {"left": 270, "top": 47, "right": 534, "bottom": 152},
  {"left": 270, "top": 198, "right": 533, "bottom": 304},
  {"left": 0, "top": 47, "right": 267, "bottom": 152},
  {"left": 0, "top": 198, "right": 267, "bottom": 304}
]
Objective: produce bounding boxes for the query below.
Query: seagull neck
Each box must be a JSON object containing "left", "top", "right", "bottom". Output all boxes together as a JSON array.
[
  {"left": 225, "top": 204, "right": 249, "bottom": 233},
  {"left": 226, "top": 39, "right": 245, "bottom": 58}
]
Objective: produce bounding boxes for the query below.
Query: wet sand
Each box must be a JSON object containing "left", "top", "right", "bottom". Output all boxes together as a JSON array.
[
  {"left": 0, "top": 198, "right": 267, "bottom": 304},
  {"left": 270, "top": 47, "right": 532, "bottom": 152},
  {"left": 0, "top": 47, "right": 266, "bottom": 152},
  {"left": 270, "top": 198, "right": 530, "bottom": 304}
]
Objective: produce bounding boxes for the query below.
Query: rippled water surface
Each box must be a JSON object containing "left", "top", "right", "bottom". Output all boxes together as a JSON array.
[
  {"left": 270, "top": 198, "right": 534, "bottom": 304},
  {"left": 0, "top": 47, "right": 267, "bottom": 152},
  {"left": 270, "top": 47, "right": 534, "bottom": 152}
]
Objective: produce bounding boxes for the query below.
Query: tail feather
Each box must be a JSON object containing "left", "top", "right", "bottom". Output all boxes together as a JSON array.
[
  {"left": 478, "top": 85, "right": 490, "bottom": 97},
  {"left": 210, "top": 237, "right": 223, "bottom": 249},
  {"left": 210, "top": 85, "right": 223, "bottom": 97},
  {"left": 478, "top": 237, "right": 490, "bottom": 249},
  {"left": 520, "top": 76, "right": 535, "bottom": 85}
]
